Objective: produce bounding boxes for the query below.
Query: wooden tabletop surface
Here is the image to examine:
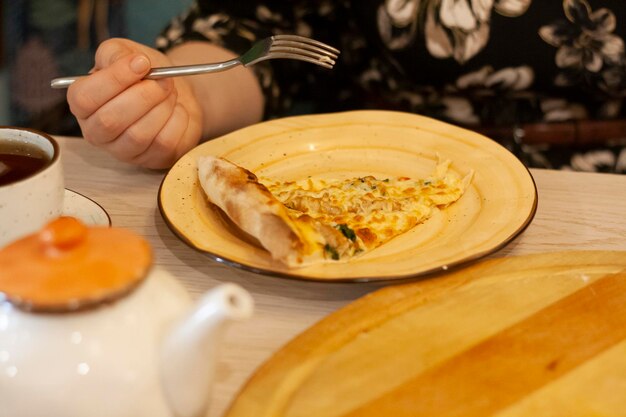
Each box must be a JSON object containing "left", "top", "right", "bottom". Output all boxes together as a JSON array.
[{"left": 57, "top": 136, "right": 626, "bottom": 417}]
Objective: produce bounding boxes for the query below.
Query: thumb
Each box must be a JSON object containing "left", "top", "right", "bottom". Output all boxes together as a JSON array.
[{"left": 93, "top": 38, "right": 138, "bottom": 70}]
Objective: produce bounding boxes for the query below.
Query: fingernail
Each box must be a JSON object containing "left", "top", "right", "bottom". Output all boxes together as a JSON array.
[{"left": 130, "top": 55, "right": 150, "bottom": 74}]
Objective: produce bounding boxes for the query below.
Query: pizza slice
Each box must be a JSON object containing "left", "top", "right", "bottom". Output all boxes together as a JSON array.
[{"left": 197, "top": 156, "right": 472, "bottom": 267}]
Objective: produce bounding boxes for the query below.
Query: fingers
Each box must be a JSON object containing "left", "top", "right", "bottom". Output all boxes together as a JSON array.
[
  {"left": 66, "top": 38, "right": 201, "bottom": 169},
  {"left": 68, "top": 50, "right": 152, "bottom": 119},
  {"left": 93, "top": 93, "right": 199, "bottom": 169},
  {"left": 80, "top": 78, "right": 174, "bottom": 146},
  {"left": 131, "top": 104, "right": 194, "bottom": 169},
  {"left": 102, "top": 89, "right": 179, "bottom": 162}
]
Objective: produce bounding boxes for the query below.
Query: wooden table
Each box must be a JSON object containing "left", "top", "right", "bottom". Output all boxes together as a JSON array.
[{"left": 57, "top": 136, "right": 626, "bottom": 417}]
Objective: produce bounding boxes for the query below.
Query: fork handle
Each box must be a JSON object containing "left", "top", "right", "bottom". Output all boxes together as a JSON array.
[{"left": 50, "top": 59, "right": 242, "bottom": 89}]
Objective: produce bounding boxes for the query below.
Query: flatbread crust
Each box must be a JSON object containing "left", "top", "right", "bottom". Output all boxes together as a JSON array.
[{"left": 197, "top": 156, "right": 316, "bottom": 266}]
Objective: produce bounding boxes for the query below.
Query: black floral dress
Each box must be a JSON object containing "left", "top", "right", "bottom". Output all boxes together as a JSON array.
[{"left": 157, "top": 0, "right": 626, "bottom": 173}]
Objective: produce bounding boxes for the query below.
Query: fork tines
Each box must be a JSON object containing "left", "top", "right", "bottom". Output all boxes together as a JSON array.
[{"left": 270, "top": 34, "right": 340, "bottom": 69}]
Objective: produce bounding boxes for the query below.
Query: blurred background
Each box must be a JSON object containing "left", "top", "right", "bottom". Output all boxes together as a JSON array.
[{"left": 0, "top": 0, "right": 192, "bottom": 134}]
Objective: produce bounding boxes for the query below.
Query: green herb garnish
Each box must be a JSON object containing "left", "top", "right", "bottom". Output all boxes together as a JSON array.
[
  {"left": 324, "top": 244, "right": 340, "bottom": 260},
  {"left": 336, "top": 224, "right": 356, "bottom": 241}
]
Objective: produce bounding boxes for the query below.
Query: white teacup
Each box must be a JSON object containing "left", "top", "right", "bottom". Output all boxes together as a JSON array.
[{"left": 0, "top": 127, "right": 64, "bottom": 247}]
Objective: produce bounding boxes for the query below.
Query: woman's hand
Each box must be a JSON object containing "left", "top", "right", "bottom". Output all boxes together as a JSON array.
[{"left": 67, "top": 38, "right": 203, "bottom": 169}]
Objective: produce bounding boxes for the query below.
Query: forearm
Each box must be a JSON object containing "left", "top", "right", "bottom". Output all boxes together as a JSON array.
[{"left": 165, "top": 41, "right": 265, "bottom": 140}]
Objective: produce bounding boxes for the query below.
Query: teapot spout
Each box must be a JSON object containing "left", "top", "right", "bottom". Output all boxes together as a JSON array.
[{"left": 160, "top": 283, "right": 253, "bottom": 417}]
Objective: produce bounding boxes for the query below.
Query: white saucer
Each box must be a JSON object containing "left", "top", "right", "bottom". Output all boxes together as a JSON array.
[{"left": 63, "top": 189, "right": 111, "bottom": 226}]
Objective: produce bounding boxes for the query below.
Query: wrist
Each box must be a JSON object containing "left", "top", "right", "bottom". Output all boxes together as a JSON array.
[{"left": 165, "top": 41, "right": 264, "bottom": 139}]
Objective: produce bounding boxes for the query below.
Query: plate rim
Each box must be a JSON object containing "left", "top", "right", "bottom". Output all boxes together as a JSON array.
[
  {"left": 64, "top": 188, "right": 112, "bottom": 227},
  {"left": 158, "top": 110, "right": 538, "bottom": 283}
]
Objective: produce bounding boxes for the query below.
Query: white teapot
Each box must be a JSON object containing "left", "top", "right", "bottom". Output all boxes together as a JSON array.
[{"left": 0, "top": 217, "right": 253, "bottom": 417}]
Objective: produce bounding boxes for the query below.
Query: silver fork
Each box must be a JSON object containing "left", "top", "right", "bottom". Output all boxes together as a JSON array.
[{"left": 50, "top": 34, "right": 340, "bottom": 89}]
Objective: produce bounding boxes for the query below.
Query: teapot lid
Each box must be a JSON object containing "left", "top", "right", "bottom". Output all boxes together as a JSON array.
[{"left": 0, "top": 217, "right": 152, "bottom": 312}]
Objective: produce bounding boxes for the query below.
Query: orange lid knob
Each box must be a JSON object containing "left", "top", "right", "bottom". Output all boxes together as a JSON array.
[
  {"left": 0, "top": 217, "right": 152, "bottom": 312},
  {"left": 39, "top": 216, "right": 88, "bottom": 251}
]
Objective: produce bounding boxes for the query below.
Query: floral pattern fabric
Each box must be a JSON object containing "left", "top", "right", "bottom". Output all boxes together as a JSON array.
[{"left": 157, "top": 0, "right": 626, "bottom": 173}]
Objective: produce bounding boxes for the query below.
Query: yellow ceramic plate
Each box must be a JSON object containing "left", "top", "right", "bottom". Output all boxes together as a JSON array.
[{"left": 158, "top": 110, "right": 537, "bottom": 282}]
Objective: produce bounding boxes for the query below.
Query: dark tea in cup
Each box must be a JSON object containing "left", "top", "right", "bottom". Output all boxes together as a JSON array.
[
  {"left": 0, "top": 127, "right": 63, "bottom": 247},
  {"left": 0, "top": 140, "right": 52, "bottom": 186}
]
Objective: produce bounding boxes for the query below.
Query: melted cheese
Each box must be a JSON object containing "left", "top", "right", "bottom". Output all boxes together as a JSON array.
[{"left": 262, "top": 159, "right": 472, "bottom": 258}]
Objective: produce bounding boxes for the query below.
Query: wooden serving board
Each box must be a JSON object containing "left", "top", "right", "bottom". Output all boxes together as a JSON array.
[{"left": 225, "top": 251, "right": 626, "bottom": 417}]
